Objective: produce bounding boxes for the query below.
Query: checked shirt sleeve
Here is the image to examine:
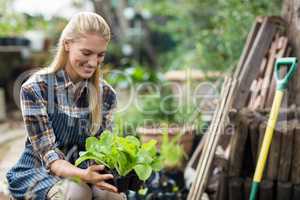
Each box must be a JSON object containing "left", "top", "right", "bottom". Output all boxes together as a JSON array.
[{"left": 20, "top": 85, "right": 65, "bottom": 169}]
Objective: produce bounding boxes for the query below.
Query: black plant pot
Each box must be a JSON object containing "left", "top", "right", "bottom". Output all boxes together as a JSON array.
[
  {"left": 163, "top": 192, "right": 177, "bottom": 200},
  {"left": 128, "top": 171, "right": 144, "bottom": 191},
  {"left": 105, "top": 169, "right": 130, "bottom": 193},
  {"left": 163, "top": 169, "right": 185, "bottom": 189}
]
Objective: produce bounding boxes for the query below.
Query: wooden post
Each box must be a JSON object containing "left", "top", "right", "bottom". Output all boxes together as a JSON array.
[
  {"left": 228, "top": 110, "right": 250, "bottom": 177},
  {"left": 292, "top": 125, "right": 300, "bottom": 184},
  {"left": 292, "top": 184, "right": 300, "bottom": 200},
  {"left": 216, "top": 173, "right": 228, "bottom": 200},
  {"left": 258, "top": 122, "right": 266, "bottom": 160},
  {"left": 244, "top": 178, "right": 252, "bottom": 200},
  {"left": 278, "top": 122, "right": 295, "bottom": 182},
  {"left": 228, "top": 177, "right": 244, "bottom": 200},
  {"left": 259, "top": 180, "right": 274, "bottom": 200},
  {"left": 276, "top": 182, "right": 292, "bottom": 200},
  {"left": 266, "top": 126, "right": 282, "bottom": 180},
  {"left": 249, "top": 120, "right": 259, "bottom": 166}
]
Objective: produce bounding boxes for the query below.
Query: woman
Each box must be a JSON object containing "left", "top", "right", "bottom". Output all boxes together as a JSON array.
[{"left": 6, "top": 12, "right": 124, "bottom": 200}]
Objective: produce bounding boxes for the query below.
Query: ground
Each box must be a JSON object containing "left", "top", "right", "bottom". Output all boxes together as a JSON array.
[{"left": 0, "top": 120, "right": 25, "bottom": 200}]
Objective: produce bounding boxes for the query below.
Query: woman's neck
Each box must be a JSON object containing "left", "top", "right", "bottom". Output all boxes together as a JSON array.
[{"left": 65, "top": 62, "right": 82, "bottom": 83}]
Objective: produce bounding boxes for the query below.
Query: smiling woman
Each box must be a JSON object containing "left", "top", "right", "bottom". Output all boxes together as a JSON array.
[{"left": 5, "top": 12, "right": 124, "bottom": 200}]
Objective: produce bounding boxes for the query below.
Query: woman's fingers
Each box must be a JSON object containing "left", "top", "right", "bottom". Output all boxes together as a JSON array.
[
  {"left": 95, "top": 173, "right": 113, "bottom": 182},
  {"left": 95, "top": 181, "right": 118, "bottom": 193},
  {"left": 89, "top": 164, "right": 105, "bottom": 172}
]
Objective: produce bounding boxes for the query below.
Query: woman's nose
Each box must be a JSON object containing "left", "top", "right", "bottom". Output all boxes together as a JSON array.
[{"left": 88, "top": 55, "right": 99, "bottom": 67}]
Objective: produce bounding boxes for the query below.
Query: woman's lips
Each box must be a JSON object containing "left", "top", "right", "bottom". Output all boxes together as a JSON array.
[{"left": 82, "top": 66, "right": 94, "bottom": 73}]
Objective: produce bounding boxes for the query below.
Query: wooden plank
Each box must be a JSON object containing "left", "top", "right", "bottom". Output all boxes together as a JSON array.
[
  {"left": 276, "top": 182, "right": 292, "bottom": 200},
  {"left": 278, "top": 122, "right": 295, "bottom": 182},
  {"left": 265, "top": 125, "right": 281, "bottom": 180},
  {"left": 260, "top": 39, "right": 277, "bottom": 108},
  {"left": 291, "top": 126, "right": 300, "bottom": 184},
  {"left": 187, "top": 77, "right": 232, "bottom": 200},
  {"left": 249, "top": 120, "right": 259, "bottom": 167},
  {"left": 244, "top": 178, "right": 252, "bottom": 200},
  {"left": 228, "top": 177, "right": 243, "bottom": 200},
  {"left": 216, "top": 173, "right": 228, "bottom": 200},
  {"left": 195, "top": 79, "right": 237, "bottom": 200},
  {"left": 250, "top": 78, "right": 263, "bottom": 110},
  {"left": 292, "top": 184, "right": 300, "bottom": 200},
  {"left": 265, "top": 36, "right": 288, "bottom": 109},
  {"left": 252, "top": 94, "right": 262, "bottom": 111},
  {"left": 228, "top": 110, "right": 250, "bottom": 177},
  {"left": 258, "top": 122, "right": 267, "bottom": 159},
  {"left": 189, "top": 78, "right": 238, "bottom": 200},
  {"left": 233, "top": 17, "right": 281, "bottom": 109},
  {"left": 257, "top": 121, "right": 269, "bottom": 178},
  {"left": 186, "top": 133, "right": 206, "bottom": 169},
  {"left": 233, "top": 16, "right": 264, "bottom": 79},
  {"left": 258, "top": 57, "right": 268, "bottom": 78},
  {"left": 195, "top": 79, "right": 238, "bottom": 200},
  {"left": 259, "top": 180, "right": 274, "bottom": 200}
]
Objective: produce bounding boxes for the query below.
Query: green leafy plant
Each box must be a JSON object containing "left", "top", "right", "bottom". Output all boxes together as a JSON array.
[
  {"left": 75, "top": 130, "right": 162, "bottom": 181},
  {"left": 159, "top": 128, "right": 186, "bottom": 168}
]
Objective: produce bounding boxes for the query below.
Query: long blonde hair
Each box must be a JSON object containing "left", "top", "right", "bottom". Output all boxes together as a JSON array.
[{"left": 47, "top": 12, "right": 111, "bottom": 135}]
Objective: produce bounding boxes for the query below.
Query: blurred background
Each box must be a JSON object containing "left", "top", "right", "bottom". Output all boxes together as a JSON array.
[{"left": 0, "top": 0, "right": 281, "bottom": 199}]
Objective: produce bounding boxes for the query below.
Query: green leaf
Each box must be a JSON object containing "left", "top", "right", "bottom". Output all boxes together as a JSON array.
[
  {"left": 97, "top": 131, "right": 114, "bottom": 154},
  {"left": 125, "top": 135, "right": 141, "bottom": 147},
  {"left": 137, "top": 149, "right": 153, "bottom": 164},
  {"left": 75, "top": 152, "right": 107, "bottom": 167},
  {"left": 85, "top": 137, "right": 98, "bottom": 151},
  {"left": 134, "top": 164, "right": 152, "bottom": 181},
  {"left": 141, "top": 139, "right": 157, "bottom": 157},
  {"left": 151, "top": 157, "right": 163, "bottom": 172}
]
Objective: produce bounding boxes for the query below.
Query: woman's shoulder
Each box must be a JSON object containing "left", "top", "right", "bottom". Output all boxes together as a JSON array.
[{"left": 21, "top": 69, "right": 55, "bottom": 92}]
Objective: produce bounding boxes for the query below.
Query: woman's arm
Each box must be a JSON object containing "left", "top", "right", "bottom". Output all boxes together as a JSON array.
[{"left": 50, "top": 160, "right": 118, "bottom": 193}]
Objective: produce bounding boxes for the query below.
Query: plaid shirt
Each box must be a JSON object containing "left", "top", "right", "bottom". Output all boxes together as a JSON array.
[{"left": 20, "top": 68, "right": 117, "bottom": 169}]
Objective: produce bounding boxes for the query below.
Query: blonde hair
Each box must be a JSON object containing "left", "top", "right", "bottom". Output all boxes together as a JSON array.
[{"left": 47, "top": 12, "right": 111, "bottom": 135}]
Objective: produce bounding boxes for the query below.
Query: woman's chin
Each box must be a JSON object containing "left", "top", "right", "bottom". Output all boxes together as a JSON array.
[{"left": 79, "top": 72, "right": 94, "bottom": 79}]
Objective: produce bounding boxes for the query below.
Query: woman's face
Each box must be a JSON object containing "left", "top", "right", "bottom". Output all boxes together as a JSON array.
[{"left": 64, "top": 33, "right": 108, "bottom": 82}]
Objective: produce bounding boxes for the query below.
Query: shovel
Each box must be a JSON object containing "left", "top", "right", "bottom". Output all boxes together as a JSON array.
[{"left": 249, "top": 57, "right": 298, "bottom": 200}]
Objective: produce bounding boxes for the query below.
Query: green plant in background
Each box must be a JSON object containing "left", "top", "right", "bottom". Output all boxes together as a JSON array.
[
  {"left": 160, "top": 128, "right": 186, "bottom": 168},
  {"left": 114, "top": 79, "right": 203, "bottom": 135},
  {"left": 134, "top": 0, "right": 281, "bottom": 72},
  {"left": 75, "top": 131, "right": 163, "bottom": 181}
]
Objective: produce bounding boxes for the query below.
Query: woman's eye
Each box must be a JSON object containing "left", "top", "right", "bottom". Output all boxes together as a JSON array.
[
  {"left": 81, "top": 51, "right": 91, "bottom": 56},
  {"left": 82, "top": 52, "right": 90, "bottom": 56}
]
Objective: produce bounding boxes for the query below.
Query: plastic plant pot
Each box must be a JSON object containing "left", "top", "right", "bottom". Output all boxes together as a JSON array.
[
  {"left": 105, "top": 169, "right": 130, "bottom": 193},
  {"left": 128, "top": 171, "right": 144, "bottom": 191}
]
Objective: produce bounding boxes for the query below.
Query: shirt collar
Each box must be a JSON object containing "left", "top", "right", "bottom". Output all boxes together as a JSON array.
[{"left": 56, "top": 68, "right": 88, "bottom": 89}]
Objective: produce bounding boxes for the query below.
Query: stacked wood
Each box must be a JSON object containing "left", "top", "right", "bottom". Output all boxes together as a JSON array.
[
  {"left": 218, "top": 109, "right": 300, "bottom": 199},
  {"left": 232, "top": 16, "right": 286, "bottom": 110},
  {"left": 247, "top": 35, "right": 291, "bottom": 110},
  {"left": 186, "top": 16, "right": 290, "bottom": 199}
]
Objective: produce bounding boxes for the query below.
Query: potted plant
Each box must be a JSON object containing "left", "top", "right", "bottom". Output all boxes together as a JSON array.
[
  {"left": 127, "top": 130, "right": 188, "bottom": 200},
  {"left": 75, "top": 130, "right": 163, "bottom": 192}
]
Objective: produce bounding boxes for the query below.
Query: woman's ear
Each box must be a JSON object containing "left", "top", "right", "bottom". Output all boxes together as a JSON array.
[{"left": 63, "top": 39, "right": 71, "bottom": 52}]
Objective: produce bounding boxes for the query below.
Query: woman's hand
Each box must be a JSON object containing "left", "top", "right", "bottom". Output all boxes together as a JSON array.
[{"left": 80, "top": 165, "right": 118, "bottom": 193}]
